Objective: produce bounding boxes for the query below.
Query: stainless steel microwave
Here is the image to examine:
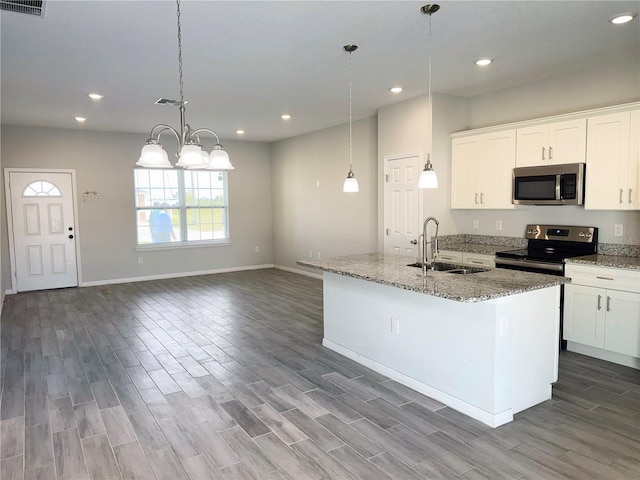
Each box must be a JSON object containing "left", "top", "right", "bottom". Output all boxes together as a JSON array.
[{"left": 512, "top": 163, "right": 585, "bottom": 205}]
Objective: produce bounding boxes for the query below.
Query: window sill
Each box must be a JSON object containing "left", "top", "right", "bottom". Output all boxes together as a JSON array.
[{"left": 136, "top": 240, "right": 232, "bottom": 252}]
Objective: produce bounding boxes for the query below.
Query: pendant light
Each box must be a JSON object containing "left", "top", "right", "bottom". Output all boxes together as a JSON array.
[
  {"left": 418, "top": 4, "right": 439, "bottom": 189},
  {"left": 343, "top": 45, "right": 359, "bottom": 193},
  {"left": 137, "top": 0, "right": 233, "bottom": 171}
]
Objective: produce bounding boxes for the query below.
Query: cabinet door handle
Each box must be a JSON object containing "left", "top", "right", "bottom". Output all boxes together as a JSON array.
[
  {"left": 629, "top": 188, "right": 633, "bottom": 204},
  {"left": 596, "top": 276, "right": 614, "bottom": 281},
  {"left": 597, "top": 294, "right": 602, "bottom": 310},
  {"left": 542, "top": 147, "right": 546, "bottom": 160},
  {"left": 549, "top": 146, "right": 553, "bottom": 160},
  {"left": 620, "top": 188, "right": 624, "bottom": 204},
  {"left": 470, "top": 260, "right": 483, "bottom": 265},
  {"left": 606, "top": 296, "right": 611, "bottom": 312},
  {"left": 475, "top": 193, "right": 479, "bottom": 204},
  {"left": 480, "top": 193, "right": 485, "bottom": 204}
]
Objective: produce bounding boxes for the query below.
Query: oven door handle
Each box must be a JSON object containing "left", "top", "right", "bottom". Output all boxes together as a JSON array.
[{"left": 495, "top": 257, "right": 564, "bottom": 274}]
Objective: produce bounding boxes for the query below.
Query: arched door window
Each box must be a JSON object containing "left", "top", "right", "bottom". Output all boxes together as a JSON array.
[{"left": 22, "top": 181, "right": 62, "bottom": 197}]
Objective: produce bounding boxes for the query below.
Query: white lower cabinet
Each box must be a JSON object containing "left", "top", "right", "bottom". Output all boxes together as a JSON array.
[
  {"left": 438, "top": 251, "right": 495, "bottom": 268},
  {"left": 564, "top": 264, "right": 640, "bottom": 367}
]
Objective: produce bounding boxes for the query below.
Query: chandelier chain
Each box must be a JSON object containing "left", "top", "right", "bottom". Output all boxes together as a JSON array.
[{"left": 176, "top": 0, "right": 184, "bottom": 105}]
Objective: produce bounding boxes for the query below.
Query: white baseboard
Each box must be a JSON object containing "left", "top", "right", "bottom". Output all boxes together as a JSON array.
[
  {"left": 567, "top": 342, "right": 640, "bottom": 369},
  {"left": 323, "top": 338, "right": 513, "bottom": 428},
  {"left": 274, "top": 264, "right": 322, "bottom": 280},
  {"left": 80, "top": 264, "right": 275, "bottom": 287}
]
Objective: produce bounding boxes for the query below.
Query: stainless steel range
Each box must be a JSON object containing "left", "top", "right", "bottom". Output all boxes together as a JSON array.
[
  {"left": 495, "top": 224, "right": 598, "bottom": 350},
  {"left": 495, "top": 224, "right": 598, "bottom": 276}
]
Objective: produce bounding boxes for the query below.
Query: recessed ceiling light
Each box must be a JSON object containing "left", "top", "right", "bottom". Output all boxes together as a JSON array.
[
  {"left": 281, "top": 114, "right": 291, "bottom": 120},
  {"left": 610, "top": 13, "right": 636, "bottom": 24},
  {"left": 475, "top": 58, "right": 493, "bottom": 66},
  {"left": 390, "top": 87, "right": 403, "bottom": 94},
  {"left": 236, "top": 129, "right": 245, "bottom": 135},
  {"left": 75, "top": 116, "right": 86, "bottom": 122},
  {"left": 88, "top": 93, "right": 104, "bottom": 100}
]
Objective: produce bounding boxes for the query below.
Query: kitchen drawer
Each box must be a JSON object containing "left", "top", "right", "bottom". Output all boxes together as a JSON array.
[
  {"left": 463, "top": 253, "right": 496, "bottom": 268},
  {"left": 565, "top": 264, "right": 640, "bottom": 293},
  {"left": 437, "top": 251, "right": 463, "bottom": 263}
]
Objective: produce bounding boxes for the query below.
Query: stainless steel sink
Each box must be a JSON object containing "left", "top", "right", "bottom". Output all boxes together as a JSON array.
[{"left": 406, "top": 262, "right": 488, "bottom": 274}]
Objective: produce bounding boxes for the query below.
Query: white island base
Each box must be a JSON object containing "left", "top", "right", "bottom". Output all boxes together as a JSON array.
[{"left": 322, "top": 272, "right": 561, "bottom": 428}]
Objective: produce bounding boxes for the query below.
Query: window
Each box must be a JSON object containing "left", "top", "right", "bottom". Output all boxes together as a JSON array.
[
  {"left": 23, "top": 181, "right": 61, "bottom": 197},
  {"left": 134, "top": 169, "right": 229, "bottom": 246}
]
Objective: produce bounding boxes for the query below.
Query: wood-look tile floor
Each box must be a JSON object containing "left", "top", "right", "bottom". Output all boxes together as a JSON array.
[{"left": 1, "top": 269, "right": 639, "bottom": 480}]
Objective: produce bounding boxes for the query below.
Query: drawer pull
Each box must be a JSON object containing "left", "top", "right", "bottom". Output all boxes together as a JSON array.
[
  {"left": 542, "top": 147, "right": 546, "bottom": 160},
  {"left": 470, "top": 260, "right": 484, "bottom": 264},
  {"left": 597, "top": 295, "right": 602, "bottom": 310},
  {"left": 619, "top": 188, "right": 624, "bottom": 204},
  {"left": 475, "top": 193, "right": 479, "bottom": 204},
  {"left": 606, "top": 296, "right": 611, "bottom": 312},
  {"left": 595, "top": 276, "right": 614, "bottom": 281},
  {"left": 630, "top": 188, "right": 633, "bottom": 204}
]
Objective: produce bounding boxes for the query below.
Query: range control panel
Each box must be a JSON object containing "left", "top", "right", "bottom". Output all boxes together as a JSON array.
[{"left": 525, "top": 224, "right": 597, "bottom": 243}]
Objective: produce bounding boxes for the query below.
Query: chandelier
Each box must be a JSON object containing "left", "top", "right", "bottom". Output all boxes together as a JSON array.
[
  {"left": 418, "top": 4, "right": 439, "bottom": 189},
  {"left": 136, "top": 0, "right": 233, "bottom": 170}
]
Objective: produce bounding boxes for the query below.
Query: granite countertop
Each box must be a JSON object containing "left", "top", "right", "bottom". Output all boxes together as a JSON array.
[
  {"left": 439, "top": 242, "right": 512, "bottom": 255},
  {"left": 565, "top": 254, "right": 640, "bottom": 271},
  {"left": 298, "top": 253, "right": 565, "bottom": 303}
]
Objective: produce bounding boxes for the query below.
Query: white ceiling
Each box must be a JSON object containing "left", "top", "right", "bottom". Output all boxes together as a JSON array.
[{"left": 2, "top": 1, "right": 639, "bottom": 142}]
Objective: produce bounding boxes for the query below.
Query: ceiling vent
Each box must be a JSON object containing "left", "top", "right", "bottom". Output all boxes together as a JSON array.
[{"left": 0, "top": 0, "right": 45, "bottom": 16}]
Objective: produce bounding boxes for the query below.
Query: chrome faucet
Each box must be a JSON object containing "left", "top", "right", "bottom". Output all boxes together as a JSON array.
[{"left": 422, "top": 216, "right": 439, "bottom": 275}]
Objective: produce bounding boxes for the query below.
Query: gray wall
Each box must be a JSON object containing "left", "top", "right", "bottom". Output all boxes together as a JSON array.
[
  {"left": 1, "top": 126, "right": 273, "bottom": 289},
  {"left": 270, "top": 116, "right": 378, "bottom": 270}
]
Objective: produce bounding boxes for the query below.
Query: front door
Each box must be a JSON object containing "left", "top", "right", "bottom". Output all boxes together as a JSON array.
[
  {"left": 383, "top": 153, "right": 422, "bottom": 258},
  {"left": 6, "top": 170, "right": 78, "bottom": 292}
]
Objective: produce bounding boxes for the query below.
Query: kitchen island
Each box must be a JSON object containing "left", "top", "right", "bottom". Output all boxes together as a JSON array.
[{"left": 298, "top": 253, "right": 565, "bottom": 427}]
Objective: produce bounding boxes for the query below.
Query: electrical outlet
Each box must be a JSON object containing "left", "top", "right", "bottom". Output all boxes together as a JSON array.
[
  {"left": 614, "top": 224, "right": 624, "bottom": 237},
  {"left": 254, "top": 246, "right": 260, "bottom": 253},
  {"left": 496, "top": 220, "right": 503, "bottom": 231},
  {"left": 473, "top": 220, "right": 479, "bottom": 229},
  {"left": 138, "top": 257, "right": 143, "bottom": 264},
  {"left": 391, "top": 318, "right": 400, "bottom": 335}
]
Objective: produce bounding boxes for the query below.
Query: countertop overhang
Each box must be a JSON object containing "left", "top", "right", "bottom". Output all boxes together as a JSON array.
[{"left": 298, "top": 253, "right": 566, "bottom": 303}]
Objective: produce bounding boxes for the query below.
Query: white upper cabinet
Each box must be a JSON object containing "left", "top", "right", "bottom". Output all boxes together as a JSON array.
[
  {"left": 451, "top": 130, "right": 516, "bottom": 210},
  {"left": 585, "top": 109, "right": 639, "bottom": 210},
  {"left": 516, "top": 119, "right": 587, "bottom": 167}
]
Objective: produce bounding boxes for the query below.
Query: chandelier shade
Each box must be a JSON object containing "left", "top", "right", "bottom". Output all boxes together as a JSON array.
[{"left": 137, "top": 0, "right": 232, "bottom": 171}]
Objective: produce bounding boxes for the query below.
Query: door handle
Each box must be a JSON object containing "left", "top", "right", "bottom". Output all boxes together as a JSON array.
[
  {"left": 606, "top": 296, "right": 611, "bottom": 312},
  {"left": 68, "top": 234, "right": 74, "bottom": 239},
  {"left": 542, "top": 147, "right": 546, "bottom": 160},
  {"left": 475, "top": 193, "right": 479, "bottom": 204},
  {"left": 480, "top": 193, "right": 485, "bottom": 204},
  {"left": 629, "top": 188, "right": 633, "bottom": 204},
  {"left": 620, "top": 188, "right": 624, "bottom": 204},
  {"left": 410, "top": 239, "right": 418, "bottom": 245},
  {"left": 597, "top": 294, "right": 602, "bottom": 310},
  {"left": 549, "top": 146, "right": 553, "bottom": 160}
]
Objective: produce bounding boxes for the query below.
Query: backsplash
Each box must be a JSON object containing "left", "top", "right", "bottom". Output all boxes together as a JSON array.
[{"left": 439, "top": 235, "right": 639, "bottom": 258}]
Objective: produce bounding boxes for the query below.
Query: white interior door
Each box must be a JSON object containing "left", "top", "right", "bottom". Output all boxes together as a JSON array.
[
  {"left": 384, "top": 153, "right": 422, "bottom": 258},
  {"left": 7, "top": 171, "right": 78, "bottom": 292}
]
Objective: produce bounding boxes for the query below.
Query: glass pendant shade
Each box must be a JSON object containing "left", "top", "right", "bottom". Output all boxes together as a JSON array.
[
  {"left": 343, "top": 171, "right": 359, "bottom": 193},
  {"left": 206, "top": 145, "right": 234, "bottom": 170},
  {"left": 418, "top": 160, "right": 438, "bottom": 189},
  {"left": 176, "top": 143, "right": 208, "bottom": 168},
  {"left": 137, "top": 143, "right": 172, "bottom": 168}
]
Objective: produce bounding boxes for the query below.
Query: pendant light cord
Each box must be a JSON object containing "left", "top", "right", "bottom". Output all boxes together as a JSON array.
[
  {"left": 349, "top": 49, "right": 353, "bottom": 172},
  {"left": 176, "top": 0, "right": 184, "bottom": 106},
  {"left": 427, "top": 10, "right": 432, "bottom": 163}
]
